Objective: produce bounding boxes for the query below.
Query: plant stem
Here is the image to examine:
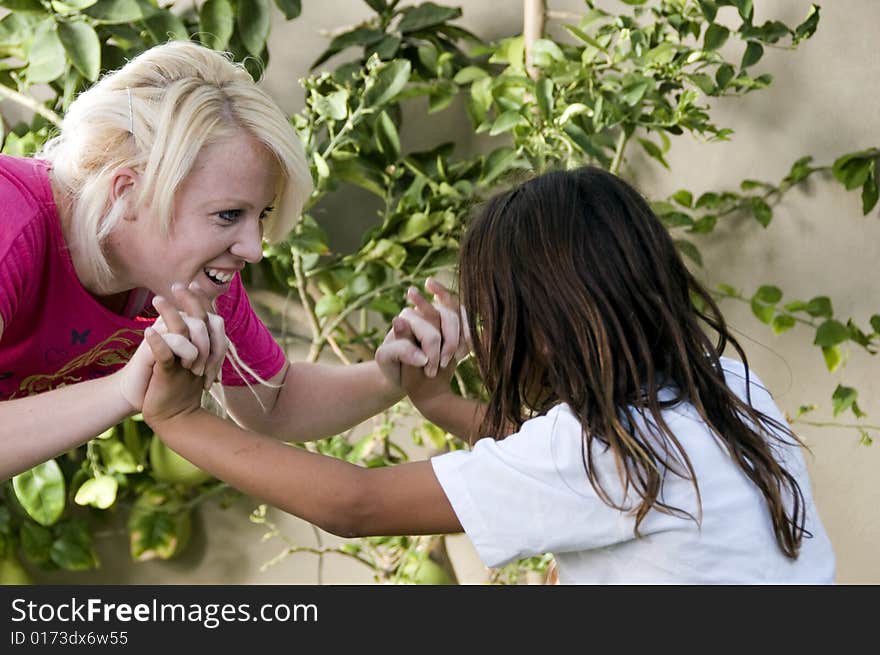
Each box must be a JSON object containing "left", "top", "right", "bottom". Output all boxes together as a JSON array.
[
  {"left": 292, "top": 254, "right": 323, "bottom": 362},
  {"left": 0, "top": 86, "right": 62, "bottom": 127},
  {"left": 523, "top": 0, "right": 547, "bottom": 80},
  {"left": 610, "top": 128, "right": 629, "bottom": 175}
]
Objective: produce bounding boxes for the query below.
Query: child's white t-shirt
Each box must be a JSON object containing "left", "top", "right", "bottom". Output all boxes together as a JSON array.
[{"left": 430, "top": 357, "right": 836, "bottom": 584}]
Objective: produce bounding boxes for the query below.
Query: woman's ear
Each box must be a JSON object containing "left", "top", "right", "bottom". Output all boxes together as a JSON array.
[{"left": 111, "top": 167, "right": 139, "bottom": 218}]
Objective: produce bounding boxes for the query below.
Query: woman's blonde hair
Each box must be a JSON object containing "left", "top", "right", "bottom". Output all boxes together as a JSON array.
[{"left": 40, "top": 40, "right": 312, "bottom": 292}]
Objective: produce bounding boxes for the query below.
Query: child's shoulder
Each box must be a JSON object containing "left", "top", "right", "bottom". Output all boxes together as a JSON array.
[{"left": 718, "top": 356, "right": 771, "bottom": 398}]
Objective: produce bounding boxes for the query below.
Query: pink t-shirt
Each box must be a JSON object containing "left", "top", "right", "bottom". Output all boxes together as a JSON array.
[{"left": 0, "top": 154, "right": 286, "bottom": 400}]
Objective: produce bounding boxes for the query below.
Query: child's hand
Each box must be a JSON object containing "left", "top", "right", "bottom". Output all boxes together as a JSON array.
[
  {"left": 140, "top": 327, "right": 204, "bottom": 426},
  {"left": 375, "top": 278, "right": 466, "bottom": 388},
  {"left": 117, "top": 317, "right": 199, "bottom": 412}
]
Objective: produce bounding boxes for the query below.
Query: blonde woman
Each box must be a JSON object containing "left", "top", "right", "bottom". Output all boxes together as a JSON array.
[{"left": 0, "top": 41, "right": 457, "bottom": 481}]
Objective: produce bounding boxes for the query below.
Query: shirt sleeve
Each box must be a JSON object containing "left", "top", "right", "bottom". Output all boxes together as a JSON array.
[
  {"left": 430, "top": 405, "right": 635, "bottom": 568},
  {"left": 213, "top": 273, "right": 287, "bottom": 386},
  {"left": 0, "top": 218, "right": 39, "bottom": 332}
]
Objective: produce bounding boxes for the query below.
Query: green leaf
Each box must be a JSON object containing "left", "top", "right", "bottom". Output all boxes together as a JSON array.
[
  {"left": 689, "top": 72, "right": 716, "bottom": 95},
  {"left": 314, "top": 293, "right": 344, "bottom": 318},
  {"left": 530, "top": 38, "right": 564, "bottom": 67},
  {"left": 771, "top": 314, "right": 796, "bottom": 335},
  {"left": 490, "top": 110, "right": 527, "bottom": 136},
  {"left": 237, "top": 0, "right": 270, "bottom": 58},
  {"left": 333, "top": 158, "right": 386, "bottom": 197},
  {"left": 481, "top": 147, "right": 518, "bottom": 185},
  {"left": 557, "top": 102, "right": 591, "bottom": 125},
  {"left": 57, "top": 20, "right": 100, "bottom": 82},
  {"left": 672, "top": 190, "right": 693, "bottom": 208},
  {"left": 749, "top": 197, "right": 772, "bottom": 227},
  {"left": 733, "top": 0, "right": 754, "bottom": 21},
  {"left": 750, "top": 286, "right": 780, "bottom": 324},
  {"left": 861, "top": 168, "right": 878, "bottom": 215},
  {"left": 365, "top": 239, "right": 407, "bottom": 269},
  {"left": 0, "top": 0, "right": 46, "bottom": 11},
  {"left": 50, "top": 520, "right": 97, "bottom": 570},
  {"left": 644, "top": 41, "right": 676, "bottom": 66},
  {"left": 804, "top": 296, "right": 833, "bottom": 318},
  {"left": 699, "top": 1, "right": 718, "bottom": 22},
  {"left": 832, "top": 384, "right": 864, "bottom": 418},
  {"left": 715, "top": 63, "right": 734, "bottom": 89},
  {"left": 313, "top": 88, "right": 349, "bottom": 120},
  {"left": 741, "top": 41, "right": 763, "bottom": 68},
  {"left": 637, "top": 138, "right": 669, "bottom": 169},
  {"left": 27, "top": 19, "right": 66, "bottom": 83},
  {"left": 73, "top": 475, "right": 118, "bottom": 510},
  {"left": 621, "top": 79, "right": 650, "bottom": 106},
  {"left": 311, "top": 27, "right": 385, "bottom": 69},
  {"left": 20, "top": 522, "right": 53, "bottom": 565},
  {"left": 704, "top": 23, "right": 729, "bottom": 51},
  {"left": 675, "top": 239, "right": 702, "bottom": 266},
  {"left": 199, "top": 0, "right": 234, "bottom": 51},
  {"left": 375, "top": 110, "right": 400, "bottom": 159},
  {"left": 536, "top": 77, "right": 553, "bottom": 119},
  {"left": 143, "top": 9, "right": 188, "bottom": 43},
  {"left": 397, "top": 211, "right": 442, "bottom": 243},
  {"left": 274, "top": 0, "right": 301, "bottom": 20},
  {"left": 822, "top": 345, "right": 842, "bottom": 372},
  {"left": 96, "top": 438, "right": 141, "bottom": 473},
  {"left": 12, "top": 460, "right": 66, "bottom": 527},
  {"left": 784, "top": 155, "right": 815, "bottom": 184},
  {"left": 368, "top": 34, "right": 401, "bottom": 60},
  {"left": 364, "top": 59, "right": 411, "bottom": 107},
  {"left": 312, "top": 150, "right": 330, "bottom": 179},
  {"left": 453, "top": 65, "right": 488, "bottom": 85},
  {"left": 688, "top": 214, "right": 717, "bottom": 234},
  {"left": 832, "top": 153, "right": 874, "bottom": 191},
  {"left": 814, "top": 319, "right": 849, "bottom": 347},
  {"left": 754, "top": 285, "right": 782, "bottom": 304},
  {"left": 870, "top": 315, "right": 880, "bottom": 335},
  {"left": 398, "top": 2, "right": 461, "bottom": 33},
  {"left": 84, "top": 0, "right": 143, "bottom": 24},
  {"left": 794, "top": 4, "right": 820, "bottom": 42},
  {"left": 128, "top": 488, "right": 191, "bottom": 561}
]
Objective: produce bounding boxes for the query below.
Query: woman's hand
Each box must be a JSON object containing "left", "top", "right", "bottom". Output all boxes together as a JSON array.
[{"left": 116, "top": 284, "right": 222, "bottom": 411}]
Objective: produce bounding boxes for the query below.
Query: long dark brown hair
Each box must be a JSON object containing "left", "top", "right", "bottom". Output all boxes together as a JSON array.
[{"left": 458, "top": 165, "right": 808, "bottom": 558}]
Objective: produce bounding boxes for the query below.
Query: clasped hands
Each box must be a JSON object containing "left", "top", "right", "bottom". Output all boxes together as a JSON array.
[{"left": 121, "top": 277, "right": 468, "bottom": 412}]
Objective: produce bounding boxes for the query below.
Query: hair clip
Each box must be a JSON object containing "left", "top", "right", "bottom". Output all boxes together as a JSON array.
[{"left": 126, "top": 87, "right": 134, "bottom": 135}]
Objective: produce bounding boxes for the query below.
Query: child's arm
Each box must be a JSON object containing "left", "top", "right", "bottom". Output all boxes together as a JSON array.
[{"left": 141, "top": 328, "right": 462, "bottom": 538}]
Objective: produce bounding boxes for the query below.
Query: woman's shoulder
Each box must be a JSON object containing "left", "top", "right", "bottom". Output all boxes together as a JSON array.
[{"left": 0, "top": 154, "right": 54, "bottom": 223}]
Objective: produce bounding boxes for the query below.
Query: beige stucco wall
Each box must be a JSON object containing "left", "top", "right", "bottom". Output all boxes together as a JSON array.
[{"left": 26, "top": 0, "right": 880, "bottom": 584}]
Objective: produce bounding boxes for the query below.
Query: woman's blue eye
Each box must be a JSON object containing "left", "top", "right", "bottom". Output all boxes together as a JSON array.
[
  {"left": 217, "top": 209, "right": 242, "bottom": 222},
  {"left": 260, "top": 206, "right": 275, "bottom": 221}
]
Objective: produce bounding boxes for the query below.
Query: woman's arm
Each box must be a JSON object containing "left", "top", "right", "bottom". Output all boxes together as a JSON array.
[
  {"left": 0, "top": 291, "right": 216, "bottom": 481},
  {"left": 222, "top": 280, "right": 464, "bottom": 442},
  {"left": 0, "top": 336, "right": 145, "bottom": 480}
]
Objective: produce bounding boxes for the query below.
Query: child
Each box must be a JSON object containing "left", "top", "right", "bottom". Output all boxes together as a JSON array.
[{"left": 140, "top": 166, "right": 835, "bottom": 584}]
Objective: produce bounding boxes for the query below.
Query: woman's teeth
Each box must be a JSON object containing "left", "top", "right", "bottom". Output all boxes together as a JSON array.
[{"left": 204, "top": 268, "right": 234, "bottom": 285}]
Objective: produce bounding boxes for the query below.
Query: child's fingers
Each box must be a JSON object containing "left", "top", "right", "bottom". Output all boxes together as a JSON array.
[
  {"left": 144, "top": 327, "right": 175, "bottom": 366},
  {"left": 425, "top": 277, "right": 456, "bottom": 309},
  {"left": 407, "top": 286, "right": 441, "bottom": 324},
  {"left": 433, "top": 301, "right": 460, "bottom": 368}
]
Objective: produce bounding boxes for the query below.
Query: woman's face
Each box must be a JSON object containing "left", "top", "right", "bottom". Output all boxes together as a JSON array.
[{"left": 127, "top": 129, "right": 282, "bottom": 301}]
